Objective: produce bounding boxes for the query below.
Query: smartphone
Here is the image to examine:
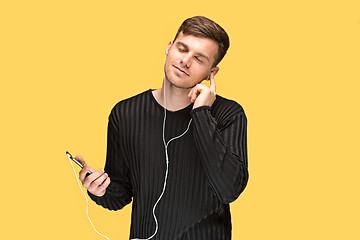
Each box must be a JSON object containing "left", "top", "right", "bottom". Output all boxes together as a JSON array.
[{"left": 66, "top": 151, "right": 92, "bottom": 177}]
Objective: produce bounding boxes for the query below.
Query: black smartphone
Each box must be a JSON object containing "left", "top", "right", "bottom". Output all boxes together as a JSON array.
[{"left": 66, "top": 151, "right": 92, "bottom": 177}]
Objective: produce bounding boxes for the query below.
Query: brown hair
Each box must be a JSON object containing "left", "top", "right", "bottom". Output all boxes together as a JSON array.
[{"left": 173, "top": 16, "right": 230, "bottom": 67}]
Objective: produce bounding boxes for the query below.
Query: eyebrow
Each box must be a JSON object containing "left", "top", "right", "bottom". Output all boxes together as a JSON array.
[{"left": 175, "top": 42, "right": 210, "bottom": 62}]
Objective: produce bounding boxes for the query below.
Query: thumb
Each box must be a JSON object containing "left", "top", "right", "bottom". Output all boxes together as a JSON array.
[{"left": 75, "top": 155, "right": 86, "bottom": 166}]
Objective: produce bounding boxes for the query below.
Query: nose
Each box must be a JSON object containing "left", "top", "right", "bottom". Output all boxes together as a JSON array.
[{"left": 180, "top": 53, "right": 192, "bottom": 68}]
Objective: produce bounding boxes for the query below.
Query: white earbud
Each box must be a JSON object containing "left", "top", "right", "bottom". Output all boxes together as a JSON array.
[{"left": 206, "top": 71, "right": 213, "bottom": 81}]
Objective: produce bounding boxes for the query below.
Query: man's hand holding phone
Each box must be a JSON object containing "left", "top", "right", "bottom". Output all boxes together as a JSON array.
[{"left": 76, "top": 155, "right": 111, "bottom": 197}]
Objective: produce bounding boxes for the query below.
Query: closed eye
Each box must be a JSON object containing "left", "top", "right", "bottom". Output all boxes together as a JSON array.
[{"left": 195, "top": 56, "right": 203, "bottom": 63}]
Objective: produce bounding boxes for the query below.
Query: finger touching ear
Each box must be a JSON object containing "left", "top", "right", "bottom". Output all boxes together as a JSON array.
[{"left": 211, "top": 67, "right": 219, "bottom": 77}]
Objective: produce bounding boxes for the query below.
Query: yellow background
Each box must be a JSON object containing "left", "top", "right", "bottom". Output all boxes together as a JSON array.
[{"left": 1, "top": 0, "right": 359, "bottom": 239}]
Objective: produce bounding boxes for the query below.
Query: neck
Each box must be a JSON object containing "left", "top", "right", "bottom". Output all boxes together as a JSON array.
[{"left": 153, "top": 79, "right": 192, "bottom": 112}]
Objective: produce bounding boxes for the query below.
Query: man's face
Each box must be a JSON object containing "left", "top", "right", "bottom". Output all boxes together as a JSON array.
[{"left": 164, "top": 32, "right": 219, "bottom": 89}]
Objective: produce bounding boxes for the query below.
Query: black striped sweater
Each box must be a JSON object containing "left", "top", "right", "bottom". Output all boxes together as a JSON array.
[{"left": 88, "top": 89, "right": 248, "bottom": 240}]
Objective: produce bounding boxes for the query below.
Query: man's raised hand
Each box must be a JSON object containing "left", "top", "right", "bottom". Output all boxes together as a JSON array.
[{"left": 188, "top": 71, "right": 217, "bottom": 109}]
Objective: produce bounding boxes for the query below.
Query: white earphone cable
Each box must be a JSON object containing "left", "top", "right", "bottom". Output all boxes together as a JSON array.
[
  {"left": 131, "top": 77, "right": 192, "bottom": 240},
  {"left": 69, "top": 50, "right": 193, "bottom": 240},
  {"left": 68, "top": 156, "right": 111, "bottom": 240},
  {"left": 68, "top": 80, "right": 192, "bottom": 240}
]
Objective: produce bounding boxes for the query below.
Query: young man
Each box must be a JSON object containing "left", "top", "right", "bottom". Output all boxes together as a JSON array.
[{"left": 77, "top": 16, "right": 248, "bottom": 240}]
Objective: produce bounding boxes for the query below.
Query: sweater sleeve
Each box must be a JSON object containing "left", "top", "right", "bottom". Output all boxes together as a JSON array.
[
  {"left": 87, "top": 106, "right": 133, "bottom": 210},
  {"left": 190, "top": 105, "right": 248, "bottom": 204}
]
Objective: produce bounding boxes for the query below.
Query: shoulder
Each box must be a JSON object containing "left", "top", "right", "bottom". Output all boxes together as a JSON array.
[
  {"left": 111, "top": 90, "right": 150, "bottom": 112},
  {"left": 109, "top": 89, "right": 150, "bottom": 121},
  {"left": 211, "top": 95, "right": 247, "bottom": 128},
  {"left": 212, "top": 94, "right": 245, "bottom": 117}
]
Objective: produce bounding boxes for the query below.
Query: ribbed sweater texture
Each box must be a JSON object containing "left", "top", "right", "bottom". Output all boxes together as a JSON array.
[{"left": 88, "top": 89, "right": 248, "bottom": 240}]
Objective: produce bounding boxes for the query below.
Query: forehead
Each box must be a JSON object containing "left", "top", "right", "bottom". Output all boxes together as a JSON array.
[{"left": 174, "top": 32, "right": 219, "bottom": 60}]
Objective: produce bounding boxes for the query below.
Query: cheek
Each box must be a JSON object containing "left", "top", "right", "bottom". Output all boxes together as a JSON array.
[
  {"left": 194, "top": 66, "right": 210, "bottom": 79},
  {"left": 164, "top": 57, "right": 173, "bottom": 70},
  {"left": 191, "top": 73, "right": 207, "bottom": 84}
]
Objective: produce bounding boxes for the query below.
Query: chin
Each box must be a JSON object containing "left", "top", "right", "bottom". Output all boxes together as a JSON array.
[
  {"left": 165, "top": 70, "right": 200, "bottom": 89},
  {"left": 169, "top": 79, "right": 194, "bottom": 89}
]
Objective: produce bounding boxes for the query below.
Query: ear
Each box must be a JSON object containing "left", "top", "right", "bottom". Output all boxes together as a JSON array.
[
  {"left": 211, "top": 67, "right": 220, "bottom": 77},
  {"left": 166, "top": 41, "right": 173, "bottom": 56},
  {"left": 205, "top": 67, "right": 219, "bottom": 81}
]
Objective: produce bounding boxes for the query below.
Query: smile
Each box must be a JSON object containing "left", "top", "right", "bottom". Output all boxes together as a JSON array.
[{"left": 173, "top": 65, "right": 189, "bottom": 76}]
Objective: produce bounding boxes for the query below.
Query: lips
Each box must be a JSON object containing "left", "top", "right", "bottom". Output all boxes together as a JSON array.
[{"left": 173, "top": 65, "right": 189, "bottom": 76}]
